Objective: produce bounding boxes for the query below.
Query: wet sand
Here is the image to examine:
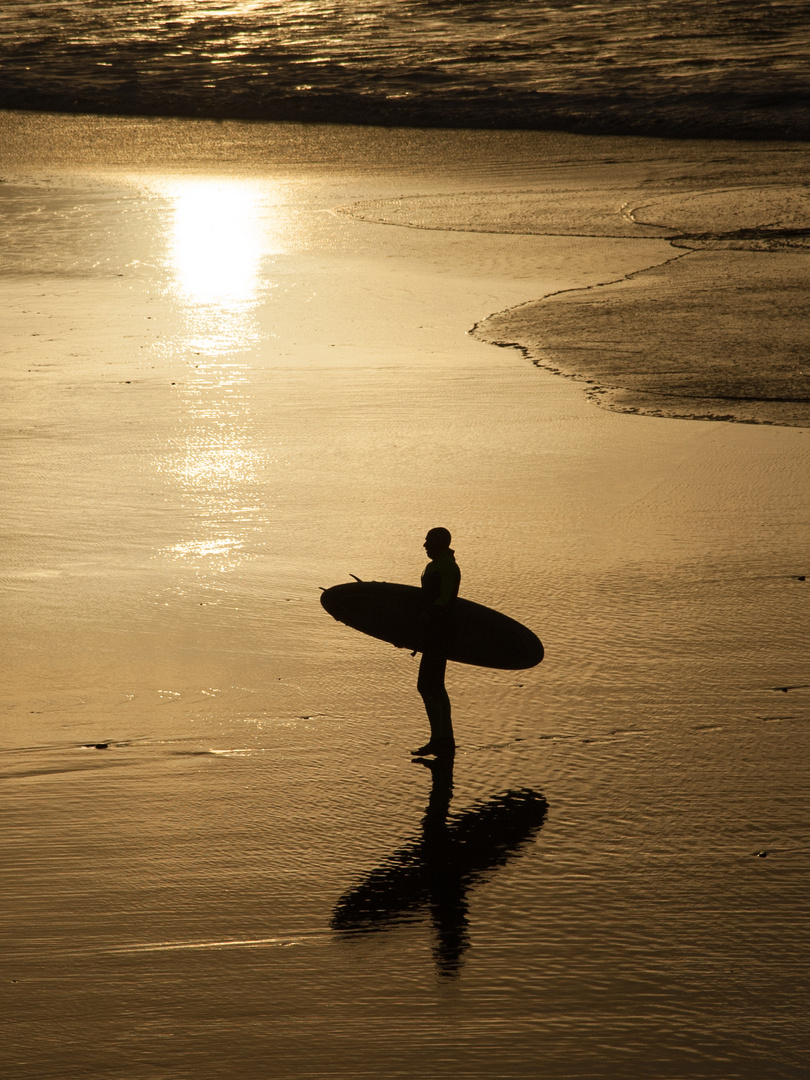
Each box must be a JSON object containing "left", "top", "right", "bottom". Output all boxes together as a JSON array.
[
  {"left": 345, "top": 147, "right": 810, "bottom": 426},
  {"left": 1, "top": 113, "right": 808, "bottom": 1079}
]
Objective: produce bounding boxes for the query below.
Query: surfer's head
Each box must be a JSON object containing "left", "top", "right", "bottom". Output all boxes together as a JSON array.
[{"left": 424, "top": 527, "right": 452, "bottom": 559}]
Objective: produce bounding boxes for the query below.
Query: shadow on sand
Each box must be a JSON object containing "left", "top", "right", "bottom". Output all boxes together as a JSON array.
[{"left": 331, "top": 755, "right": 548, "bottom": 977}]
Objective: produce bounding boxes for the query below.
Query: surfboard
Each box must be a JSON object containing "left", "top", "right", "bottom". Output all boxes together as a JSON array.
[{"left": 320, "top": 580, "right": 543, "bottom": 670}]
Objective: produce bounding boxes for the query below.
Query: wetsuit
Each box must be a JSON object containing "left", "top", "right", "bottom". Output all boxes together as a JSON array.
[{"left": 417, "top": 548, "right": 461, "bottom": 744}]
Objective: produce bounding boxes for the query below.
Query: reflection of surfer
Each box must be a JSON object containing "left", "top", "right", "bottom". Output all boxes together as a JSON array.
[
  {"left": 330, "top": 754, "right": 548, "bottom": 977},
  {"left": 413, "top": 528, "right": 460, "bottom": 758}
]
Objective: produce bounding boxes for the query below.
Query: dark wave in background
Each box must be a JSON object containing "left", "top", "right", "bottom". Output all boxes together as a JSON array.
[{"left": 1, "top": 0, "right": 808, "bottom": 139}]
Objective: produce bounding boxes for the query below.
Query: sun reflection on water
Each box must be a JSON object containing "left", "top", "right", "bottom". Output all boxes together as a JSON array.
[
  {"left": 143, "top": 175, "right": 291, "bottom": 577},
  {"left": 159, "top": 176, "right": 285, "bottom": 356},
  {"left": 170, "top": 179, "right": 263, "bottom": 307}
]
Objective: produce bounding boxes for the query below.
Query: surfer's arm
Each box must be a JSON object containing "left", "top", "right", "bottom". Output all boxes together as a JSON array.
[
  {"left": 420, "top": 563, "right": 440, "bottom": 606},
  {"left": 434, "top": 568, "right": 459, "bottom": 607},
  {"left": 420, "top": 563, "right": 459, "bottom": 635}
]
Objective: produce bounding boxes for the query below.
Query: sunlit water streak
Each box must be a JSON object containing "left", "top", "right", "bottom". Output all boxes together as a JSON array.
[
  {"left": 159, "top": 175, "right": 275, "bottom": 352},
  {"left": 141, "top": 176, "right": 292, "bottom": 577},
  {"left": 113, "top": 934, "right": 311, "bottom": 951}
]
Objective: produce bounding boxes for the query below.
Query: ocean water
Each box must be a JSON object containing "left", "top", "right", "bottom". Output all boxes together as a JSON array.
[{"left": 1, "top": 0, "right": 809, "bottom": 138}]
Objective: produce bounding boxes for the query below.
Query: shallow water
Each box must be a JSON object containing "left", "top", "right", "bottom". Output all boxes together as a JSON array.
[{"left": 1, "top": 117, "right": 809, "bottom": 1079}]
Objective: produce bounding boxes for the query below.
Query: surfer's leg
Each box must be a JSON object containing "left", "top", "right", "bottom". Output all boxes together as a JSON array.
[
  {"left": 415, "top": 652, "right": 455, "bottom": 754},
  {"left": 428, "top": 655, "right": 453, "bottom": 740},
  {"left": 416, "top": 650, "right": 442, "bottom": 735},
  {"left": 435, "top": 684, "right": 454, "bottom": 742}
]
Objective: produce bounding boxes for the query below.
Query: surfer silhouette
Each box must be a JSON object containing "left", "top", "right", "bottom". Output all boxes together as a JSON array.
[{"left": 413, "top": 527, "right": 460, "bottom": 758}]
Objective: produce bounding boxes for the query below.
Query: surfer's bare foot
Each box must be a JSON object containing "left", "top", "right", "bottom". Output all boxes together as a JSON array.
[
  {"left": 411, "top": 742, "right": 435, "bottom": 756},
  {"left": 411, "top": 738, "right": 455, "bottom": 757}
]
